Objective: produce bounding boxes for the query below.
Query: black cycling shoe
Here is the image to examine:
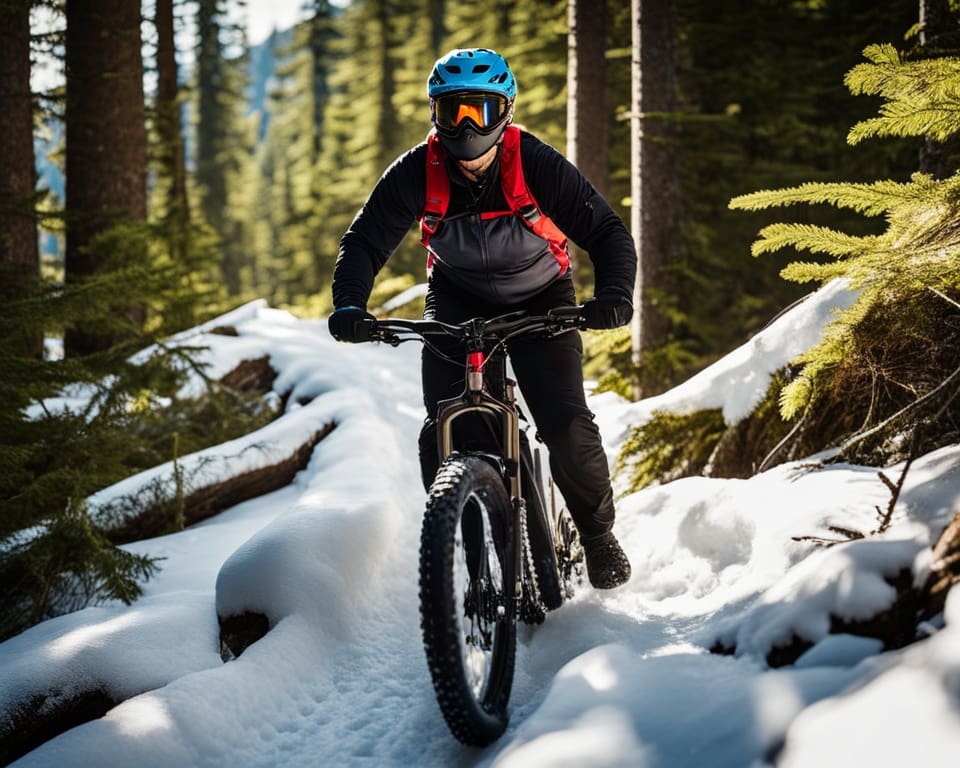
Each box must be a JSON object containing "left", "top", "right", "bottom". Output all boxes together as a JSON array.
[{"left": 582, "top": 531, "right": 632, "bottom": 589}]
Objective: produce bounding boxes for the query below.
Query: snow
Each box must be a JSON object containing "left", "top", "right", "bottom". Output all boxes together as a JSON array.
[
  {"left": 2, "top": 281, "right": 959, "bottom": 767},
  {"left": 608, "top": 277, "right": 858, "bottom": 430}
]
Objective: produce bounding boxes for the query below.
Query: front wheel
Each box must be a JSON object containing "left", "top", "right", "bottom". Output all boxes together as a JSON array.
[{"left": 419, "top": 454, "right": 517, "bottom": 746}]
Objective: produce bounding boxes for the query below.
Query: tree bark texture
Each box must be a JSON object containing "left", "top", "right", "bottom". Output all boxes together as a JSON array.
[
  {"left": 0, "top": 0, "right": 40, "bottom": 305},
  {"left": 155, "top": 0, "right": 190, "bottom": 240},
  {"left": 918, "top": 0, "right": 960, "bottom": 178},
  {"left": 630, "top": 0, "right": 676, "bottom": 397},
  {"left": 64, "top": 0, "right": 148, "bottom": 354},
  {"left": 566, "top": 0, "right": 609, "bottom": 196}
]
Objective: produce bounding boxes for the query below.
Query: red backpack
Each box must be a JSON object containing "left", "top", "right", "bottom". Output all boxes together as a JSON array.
[{"left": 419, "top": 126, "right": 570, "bottom": 273}]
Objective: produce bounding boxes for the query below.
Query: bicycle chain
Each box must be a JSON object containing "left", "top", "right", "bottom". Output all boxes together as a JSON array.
[{"left": 518, "top": 502, "right": 546, "bottom": 625}]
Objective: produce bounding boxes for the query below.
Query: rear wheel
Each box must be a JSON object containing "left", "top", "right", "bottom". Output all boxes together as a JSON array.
[
  {"left": 419, "top": 454, "right": 517, "bottom": 747},
  {"left": 522, "top": 445, "right": 564, "bottom": 610}
]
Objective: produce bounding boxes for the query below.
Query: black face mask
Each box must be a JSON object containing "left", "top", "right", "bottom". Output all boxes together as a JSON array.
[{"left": 438, "top": 122, "right": 507, "bottom": 161}]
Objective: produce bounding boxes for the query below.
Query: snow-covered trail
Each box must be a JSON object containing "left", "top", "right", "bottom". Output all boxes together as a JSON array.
[
  {"left": 7, "top": 299, "right": 960, "bottom": 767},
  {"left": 8, "top": 310, "right": 717, "bottom": 767},
  {"left": 7, "top": 311, "right": 652, "bottom": 767}
]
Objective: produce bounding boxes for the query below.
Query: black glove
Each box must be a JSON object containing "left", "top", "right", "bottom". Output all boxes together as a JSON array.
[
  {"left": 328, "top": 306, "right": 376, "bottom": 342},
  {"left": 581, "top": 294, "right": 633, "bottom": 330}
]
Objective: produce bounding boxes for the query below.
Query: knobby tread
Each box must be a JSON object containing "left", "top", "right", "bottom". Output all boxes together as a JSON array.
[{"left": 419, "top": 455, "right": 517, "bottom": 747}]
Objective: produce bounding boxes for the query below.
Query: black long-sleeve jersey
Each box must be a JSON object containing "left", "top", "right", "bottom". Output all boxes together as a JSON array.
[{"left": 331, "top": 129, "right": 637, "bottom": 309}]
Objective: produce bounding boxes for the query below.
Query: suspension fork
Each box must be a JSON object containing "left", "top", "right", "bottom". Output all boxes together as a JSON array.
[
  {"left": 436, "top": 349, "right": 522, "bottom": 502},
  {"left": 435, "top": 347, "right": 525, "bottom": 613}
]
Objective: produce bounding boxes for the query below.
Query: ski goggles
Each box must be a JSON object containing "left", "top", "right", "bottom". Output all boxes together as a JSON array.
[{"left": 432, "top": 92, "right": 510, "bottom": 133}]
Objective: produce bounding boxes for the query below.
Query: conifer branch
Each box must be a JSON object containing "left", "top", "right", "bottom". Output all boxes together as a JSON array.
[
  {"left": 729, "top": 178, "right": 935, "bottom": 216},
  {"left": 751, "top": 223, "right": 875, "bottom": 258},
  {"left": 844, "top": 44, "right": 960, "bottom": 143}
]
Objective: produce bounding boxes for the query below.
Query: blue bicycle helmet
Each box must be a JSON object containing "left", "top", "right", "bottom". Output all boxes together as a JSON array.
[{"left": 427, "top": 48, "right": 517, "bottom": 160}]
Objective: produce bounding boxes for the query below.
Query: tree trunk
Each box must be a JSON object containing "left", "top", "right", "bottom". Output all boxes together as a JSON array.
[
  {"left": 309, "top": 1, "right": 335, "bottom": 158},
  {"left": 630, "top": 0, "right": 676, "bottom": 398},
  {"left": 428, "top": 0, "right": 445, "bottom": 57},
  {"left": 566, "top": 0, "right": 608, "bottom": 197},
  {"left": 375, "top": 0, "right": 399, "bottom": 169},
  {"left": 155, "top": 0, "right": 190, "bottom": 255},
  {"left": 918, "top": 0, "right": 960, "bottom": 178},
  {"left": 196, "top": 0, "right": 240, "bottom": 294},
  {"left": 0, "top": 0, "right": 41, "bottom": 356},
  {"left": 64, "top": 0, "right": 147, "bottom": 356}
]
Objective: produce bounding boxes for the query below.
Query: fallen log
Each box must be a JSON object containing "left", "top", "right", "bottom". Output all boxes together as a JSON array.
[
  {"left": 220, "top": 355, "right": 277, "bottom": 393},
  {"left": 710, "top": 508, "right": 960, "bottom": 668},
  {"left": 219, "top": 612, "right": 270, "bottom": 661},
  {"left": 104, "top": 422, "right": 334, "bottom": 543},
  {"left": 920, "top": 510, "right": 960, "bottom": 621},
  {"left": 0, "top": 689, "right": 115, "bottom": 765}
]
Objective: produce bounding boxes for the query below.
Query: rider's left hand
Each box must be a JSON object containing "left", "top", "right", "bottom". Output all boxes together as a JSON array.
[{"left": 581, "top": 293, "right": 633, "bottom": 330}]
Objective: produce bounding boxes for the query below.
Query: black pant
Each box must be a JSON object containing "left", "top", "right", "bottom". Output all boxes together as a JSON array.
[{"left": 417, "top": 272, "right": 615, "bottom": 539}]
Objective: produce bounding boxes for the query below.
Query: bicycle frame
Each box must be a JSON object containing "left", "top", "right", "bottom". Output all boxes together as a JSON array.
[
  {"left": 362, "top": 306, "right": 586, "bottom": 745},
  {"left": 365, "top": 307, "right": 584, "bottom": 619}
]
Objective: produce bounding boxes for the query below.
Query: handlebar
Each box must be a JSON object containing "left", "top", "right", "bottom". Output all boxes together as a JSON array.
[{"left": 360, "top": 306, "right": 586, "bottom": 347}]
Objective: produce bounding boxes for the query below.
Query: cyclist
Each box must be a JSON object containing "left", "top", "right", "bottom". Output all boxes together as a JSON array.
[{"left": 329, "top": 48, "right": 637, "bottom": 589}]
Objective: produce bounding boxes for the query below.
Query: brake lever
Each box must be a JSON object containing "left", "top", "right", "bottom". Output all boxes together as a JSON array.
[
  {"left": 545, "top": 306, "right": 587, "bottom": 333},
  {"left": 358, "top": 319, "right": 389, "bottom": 345}
]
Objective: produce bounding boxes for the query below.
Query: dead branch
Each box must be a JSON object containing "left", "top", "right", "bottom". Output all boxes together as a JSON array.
[
  {"left": 927, "top": 286, "right": 960, "bottom": 311},
  {"left": 838, "top": 359, "right": 960, "bottom": 459},
  {"left": 792, "top": 524, "right": 865, "bottom": 547}
]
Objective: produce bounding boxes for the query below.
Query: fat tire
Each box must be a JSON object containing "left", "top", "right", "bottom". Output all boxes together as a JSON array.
[{"left": 419, "top": 454, "right": 517, "bottom": 747}]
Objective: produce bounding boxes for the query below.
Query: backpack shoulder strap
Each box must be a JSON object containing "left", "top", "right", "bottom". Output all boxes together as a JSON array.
[
  {"left": 499, "top": 126, "right": 570, "bottom": 260},
  {"left": 498, "top": 126, "right": 531, "bottom": 213},
  {"left": 420, "top": 132, "right": 449, "bottom": 248}
]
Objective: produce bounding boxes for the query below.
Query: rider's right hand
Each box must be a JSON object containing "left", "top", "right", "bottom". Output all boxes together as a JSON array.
[
  {"left": 581, "top": 293, "right": 633, "bottom": 330},
  {"left": 328, "top": 306, "right": 376, "bottom": 342}
]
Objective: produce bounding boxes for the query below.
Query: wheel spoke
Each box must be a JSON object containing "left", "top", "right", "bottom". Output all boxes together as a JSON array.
[{"left": 455, "top": 493, "right": 505, "bottom": 699}]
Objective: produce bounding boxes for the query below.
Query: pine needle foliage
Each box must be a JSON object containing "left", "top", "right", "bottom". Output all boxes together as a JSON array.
[
  {"left": 0, "top": 241, "right": 273, "bottom": 640},
  {"left": 844, "top": 43, "right": 960, "bottom": 145},
  {"left": 729, "top": 43, "right": 960, "bottom": 458},
  {"left": 614, "top": 409, "right": 726, "bottom": 495}
]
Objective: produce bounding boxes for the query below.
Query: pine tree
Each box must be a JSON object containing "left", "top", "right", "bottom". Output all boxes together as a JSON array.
[
  {"left": 257, "top": 23, "right": 322, "bottom": 305},
  {"left": 729, "top": 42, "right": 960, "bottom": 461},
  {"left": 629, "top": 0, "right": 677, "bottom": 397},
  {"left": 150, "top": 0, "right": 224, "bottom": 331},
  {"left": 155, "top": 0, "right": 191, "bottom": 261},
  {"left": 638, "top": 0, "right": 920, "bottom": 393},
  {"left": 311, "top": 0, "right": 421, "bottom": 296},
  {"left": 0, "top": 0, "right": 241, "bottom": 642}
]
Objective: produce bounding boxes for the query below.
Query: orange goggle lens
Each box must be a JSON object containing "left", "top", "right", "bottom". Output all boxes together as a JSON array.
[{"left": 433, "top": 93, "right": 509, "bottom": 132}]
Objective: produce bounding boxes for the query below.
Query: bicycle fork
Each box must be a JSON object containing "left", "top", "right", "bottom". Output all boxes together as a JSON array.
[{"left": 436, "top": 348, "right": 526, "bottom": 618}]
